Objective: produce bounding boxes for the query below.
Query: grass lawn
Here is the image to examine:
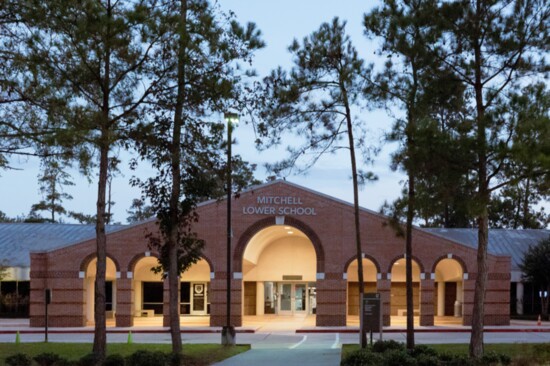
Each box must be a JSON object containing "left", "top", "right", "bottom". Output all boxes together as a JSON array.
[
  {"left": 0, "top": 343, "right": 249, "bottom": 365},
  {"left": 342, "top": 343, "right": 550, "bottom": 364}
]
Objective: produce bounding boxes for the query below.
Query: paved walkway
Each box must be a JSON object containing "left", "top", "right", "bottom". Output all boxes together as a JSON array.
[{"left": 213, "top": 333, "right": 341, "bottom": 366}]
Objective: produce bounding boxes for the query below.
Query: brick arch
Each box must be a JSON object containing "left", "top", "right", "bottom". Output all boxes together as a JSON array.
[
  {"left": 233, "top": 216, "right": 325, "bottom": 273},
  {"left": 127, "top": 252, "right": 213, "bottom": 273},
  {"left": 80, "top": 253, "right": 120, "bottom": 273},
  {"left": 343, "top": 254, "right": 381, "bottom": 274},
  {"left": 127, "top": 251, "right": 160, "bottom": 273},
  {"left": 199, "top": 254, "right": 214, "bottom": 273},
  {"left": 387, "top": 254, "right": 425, "bottom": 274},
  {"left": 431, "top": 254, "right": 468, "bottom": 275}
]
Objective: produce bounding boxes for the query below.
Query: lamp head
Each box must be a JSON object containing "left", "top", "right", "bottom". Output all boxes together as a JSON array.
[{"left": 224, "top": 112, "right": 239, "bottom": 126}]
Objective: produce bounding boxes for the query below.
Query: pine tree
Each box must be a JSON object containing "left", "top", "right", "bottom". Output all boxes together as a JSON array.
[
  {"left": 259, "top": 17, "right": 374, "bottom": 348},
  {"left": 31, "top": 157, "right": 74, "bottom": 223},
  {"left": 21, "top": 0, "right": 163, "bottom": 359},
  {"left": 132, "top": 0, "right": 263, "bottom": 354},
  {"left": 432, "top": 0, "right": 548, "bottom": 358}
]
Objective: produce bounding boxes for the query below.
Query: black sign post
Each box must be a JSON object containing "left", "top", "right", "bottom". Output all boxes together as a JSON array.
[
  {"left": 361, "top": 292, "right": 382, "bottom": 344},
  {"left": 45, "top": 289, "right": 51, "bottom": 343}
]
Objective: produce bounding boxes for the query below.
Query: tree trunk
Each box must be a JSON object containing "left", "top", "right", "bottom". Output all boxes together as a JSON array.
[
  {"left": 92, "top": 134, "right": 109, "bottom": 360},
  {"left": 342, "top": 86, "right": 366, "bottom": 348},
  {"left": 469, "top": 3, "right": 488, "bottom": 355},
  {"left": 521, "top": 178, "right": 530, "bottom": 229},
  {"left": 405, "top": 173, "right": 415, "bottom": 350},
  {"left": 165, "top": 0, "right": 189, "bottom": 355},
  {"left": 92, "top": 0, "right": 112, "bottom": 359}
]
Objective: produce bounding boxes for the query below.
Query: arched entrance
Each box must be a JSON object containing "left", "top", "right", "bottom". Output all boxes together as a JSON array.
[
  {"left": 346, "top": 257, "right": 378, "bottom": 325},
  {"left": 390, "top": 258, "right": 421, "bottom": 325},
  {"left": 434, "top": 258, "right": 464, "bottom": 325},
  {"left": 132, "top": 255, "right": 163, "bottom": 321},
  {"left": 83, "top": 256, "right": 118, "bottom": 325},
  {"left": 242, "top": 225, "right": 317, "bottom": 320}
]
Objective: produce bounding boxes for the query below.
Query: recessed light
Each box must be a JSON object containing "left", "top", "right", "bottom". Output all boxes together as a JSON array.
[
  {"left": 287, "top": 231, "right": 294, "bottom": 234},
  {"left": 284, "top": 226, "right": 291, "bottom": 230}
]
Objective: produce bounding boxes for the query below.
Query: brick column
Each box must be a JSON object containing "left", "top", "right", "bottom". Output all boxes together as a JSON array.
[
  {"left": 377, "top": 275, "right": 391, "bottom": 326},
  {"left": 209, "top": 272, "right": 242, "bottom": 327},
  {"left": 420, "top": 274, "right": 434, "bottom": 326},
  {"left": 316, "top": 273, "right": 346, "bottom": 326},
  {"left": 162, "top": 278, "right": 180, "bottom": 327},
  {"left": 29, "top": 253, "right": 48, "bottom": 327},
  {"left": 115, "top": 275, "right": 133, "bottom": 327},
  {"left": 462, "top": 274, "right": 475, "bottom": 326}
]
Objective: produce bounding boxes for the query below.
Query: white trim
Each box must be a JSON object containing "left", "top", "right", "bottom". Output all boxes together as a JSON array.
[
  {"left": 316, "top": 273, "right": 325, "bottom": 280},
  {"left": 233, "top": 272, "right": 243, "bottom": 279}
]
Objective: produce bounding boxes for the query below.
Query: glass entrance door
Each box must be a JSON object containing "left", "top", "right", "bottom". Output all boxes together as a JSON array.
[
  {"left": 278, "top": 283, "right": 308, "bottom": 315},
  {"left": 191, "top": 283, "right": 207, "bottom": 315}
]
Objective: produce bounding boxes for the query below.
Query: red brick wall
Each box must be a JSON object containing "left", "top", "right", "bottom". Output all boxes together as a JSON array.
[{"left": 29, "top": 181, "right": 511, "bottom": 327}]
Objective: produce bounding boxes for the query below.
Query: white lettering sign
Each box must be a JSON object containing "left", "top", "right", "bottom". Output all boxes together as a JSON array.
[{"left": 242, "top": 196, "right": 317, "bottom": 216}]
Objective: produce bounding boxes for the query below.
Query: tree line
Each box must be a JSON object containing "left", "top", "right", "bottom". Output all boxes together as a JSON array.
[{"left": 0, "top": 0, "right": 548, "bottom": 362}]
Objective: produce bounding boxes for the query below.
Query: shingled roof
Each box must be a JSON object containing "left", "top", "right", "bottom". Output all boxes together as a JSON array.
[
  {"left": 422, "top": 228, "right": 549, "bottom": 271},
  {"left": 0, "top": 223, "right": 126, "bottom": 267}
]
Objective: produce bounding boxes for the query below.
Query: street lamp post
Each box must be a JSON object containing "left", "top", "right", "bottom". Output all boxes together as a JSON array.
[{"left": 222, "top": 112, "right": 238, "bottom": 346}]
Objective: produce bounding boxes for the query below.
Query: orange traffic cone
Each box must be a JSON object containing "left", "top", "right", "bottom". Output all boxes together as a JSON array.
[{"left": 537, "top": 315, "right": 542, "bottom": 326}]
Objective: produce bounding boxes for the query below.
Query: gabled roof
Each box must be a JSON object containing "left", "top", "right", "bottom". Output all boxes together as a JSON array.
[
  {"left": 0, "top": 223, "right": 126, "bottom": 267},
  {"left": 422, "top": 228, "right": 549, "bottom": 271}
]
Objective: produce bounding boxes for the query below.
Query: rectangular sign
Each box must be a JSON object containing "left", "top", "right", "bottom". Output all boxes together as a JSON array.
[{"left": 362, "top": 293, "right": 381, "bottom": 332}]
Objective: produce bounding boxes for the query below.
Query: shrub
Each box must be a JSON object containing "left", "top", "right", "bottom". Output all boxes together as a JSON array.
[
  {"left": 33, "top": 353, "right": 63, "bottom": 366},
  {"left": 5, "top": 353, "right": 32, "bottom": 366},
  {"left": 126, "top": 350, "right": 167, "bottom": 366},
  {"left": 78, "top": 353, "right": 100, "bottom": 366},
  {"left": 104, "top": 354, "right": 125, "bottom": 366},
  {"left": 479, "top": 351, "right": 511, "bottom": 366},
  {"left": 381, "top": 349, "right": 417, "bottom": 366},
  {"left": 414, "top": 353, "right": 439, "bottom": 366},
  {"left": 340, "top": 349, "right": 384, "bottom": 366},
  {"left": 371, "top": 340, "right": 405, "bottom": 353},
  {"left": 410, "top": 345, "right": 438, "bottom": 358}
]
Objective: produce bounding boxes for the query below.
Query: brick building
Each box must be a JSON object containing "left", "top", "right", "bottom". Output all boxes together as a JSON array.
[{"left": 2, "top": 180, "right": 546, "bottom": 327}]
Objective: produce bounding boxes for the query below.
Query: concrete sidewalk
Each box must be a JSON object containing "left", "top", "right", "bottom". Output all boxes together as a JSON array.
[{"left": 1, "top": 318, "right": 549, "bottom": 334}]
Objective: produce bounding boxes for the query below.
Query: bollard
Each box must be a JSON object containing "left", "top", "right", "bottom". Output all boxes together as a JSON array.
[
  {"left": 127, "top": 330, "right": 133, "bottom": 344},
  {"left": 15, "top": 331, "right": 20, "bottom": 344}
]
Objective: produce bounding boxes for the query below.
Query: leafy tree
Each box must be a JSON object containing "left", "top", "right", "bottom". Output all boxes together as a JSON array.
[
  {"left": 0, "top": 211, "right": 15, "bottom": 223},
  {"left": 68, "top": 212, "right": 97, "bottom": 225},
  {"left": 21, "top": 0, "right": 163, "bottom": 359},
  {"left": 364, "top": 0, "right": 454, "bottom": 349},
  {"left": 489, "top": 83, "right": 550, "bottom": 230},
  {"left": 132, "top": 0, "right": 263, "bottom": 354},
  {"left": 259, "top": 17, "right": 374, "bottom": 348},
  {"left": 30, "top": 157, "right": 74, "bottom": 223},
  {"left": 432, "top": 0, "right": 549, "bottom": 358},
  {"left": 126, "top": 199, "right": 155, "bottom": 224},
  {"left": 520, "top": 236, "right": 550, "bottom": 319}
]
